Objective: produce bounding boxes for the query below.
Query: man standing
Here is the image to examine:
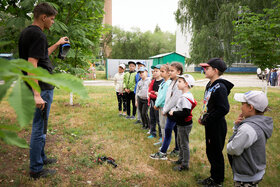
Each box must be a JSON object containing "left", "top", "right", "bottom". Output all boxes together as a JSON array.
[{"left": 18, "top": 2, "right": 69, "bottom": 179}]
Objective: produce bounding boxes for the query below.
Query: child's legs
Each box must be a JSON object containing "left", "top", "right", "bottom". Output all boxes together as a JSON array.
[
  {"left": 155, "top": 109, "right": 161, "bottom": 138},
  {"left": 160, "top": 117, "right": 176, "bottom": 153},
  {"left": 116, "top": 92, "right": 122, "bottom": 112},
  {"left": 121, "top": 94, "right": 127, "bottom": 113},
  {"left": 174, "top": 125, "right": 179, "bottom": 151},
  {"left": 205, "top": 123, "right": 227, "bottom": 183},
  {"left": 137, "top": 97, "right": 144, "bottom": 126},
  {"left": 178, "top": 125, "right": 192, "bottom": 167},
  {"left": 141, "top": 99, "right": 149, "bottom": 128},
  {"left": 159, "top": 108, "right": 166, "bottom": 140},
  {"left": 149, "top": 105, "right": 157, "bottom": 137},
  {"left": 131, "top": 92, "right": 136, "bottom": 116},
  {"left": 125, "top": 93, "right": 131, "bottom": 116}
]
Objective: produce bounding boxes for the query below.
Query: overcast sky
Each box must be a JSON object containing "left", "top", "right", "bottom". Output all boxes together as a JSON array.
[{"left": 112, "top": 0, "right": 179, "bottom": 33}]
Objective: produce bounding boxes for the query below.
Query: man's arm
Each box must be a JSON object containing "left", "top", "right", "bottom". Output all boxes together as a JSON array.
[
  {"left": 48, "top": 36, "right": 69, "bottom": 55},
  {"left": 28, "top": 57, "right": 46, "bottom": 110}
]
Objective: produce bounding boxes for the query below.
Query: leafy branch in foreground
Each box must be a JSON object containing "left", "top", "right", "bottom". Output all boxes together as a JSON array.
[{"left": 0, "top": 58, "right": 88, "bottom": 148}]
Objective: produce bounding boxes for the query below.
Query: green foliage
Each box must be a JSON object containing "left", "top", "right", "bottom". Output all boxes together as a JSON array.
[
  {"left": 232, "top": 1, "right": 280, "bottom": 69},
  {"left": 0, "top": 57, "right": 88, "bottom": 148},
  {"left": 175, "top": 0, "right": 274, "bottom": 65},
  {"left": 110, "top": 26, "right": 176, "bottom": 59},
  {"left": 0, "top": 0, "right": 105, "bottom": 76}
]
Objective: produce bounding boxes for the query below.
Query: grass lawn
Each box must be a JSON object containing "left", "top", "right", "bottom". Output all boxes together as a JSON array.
[{"left": 0, "top": 85, "right": 279, "bottom": 186}]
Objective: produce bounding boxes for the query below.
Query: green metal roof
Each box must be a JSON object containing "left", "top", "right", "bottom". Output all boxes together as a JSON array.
[{"left": 149, "top": 52, "right": 185, "bottom": 59}]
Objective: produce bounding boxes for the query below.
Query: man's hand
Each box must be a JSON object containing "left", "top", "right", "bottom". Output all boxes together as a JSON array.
[
  {"left": 48, "top": 36, "right": 69, "bottom": 55},
  {"left": 169, "top": 111, "right": 173, "bottom": 116},
  {"left": 34, "top": 95, "right": 45, "bottom": 110},
  {"left": 56, "top": 36, "right": 70, "bottom": 46},
  {"left": 135, "top": 101, "right": 138, "bottom": 107}
]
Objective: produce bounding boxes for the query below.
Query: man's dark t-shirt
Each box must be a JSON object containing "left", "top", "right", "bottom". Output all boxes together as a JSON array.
[{"left": 19, "top": 25, "right": 54, "bottom": 90}]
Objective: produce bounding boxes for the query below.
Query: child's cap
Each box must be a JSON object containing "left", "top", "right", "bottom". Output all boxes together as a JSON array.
[
  {"left": 234, "top": 91, "right": 268, "bottom": 112},
  {"left": 136, "top": 61, "right": 146, "bottom": 66},
  {"left": 199, "top": 58, "right": 227, "bottom": 72},
  {"left": 119, "top": 64, "right": 125, "bottom": 69},
  {"left": 151, "top": 64, "right": 161, "bottom": 69},
  {"left": 128, "top": 61, "right": 136, "bottom": 66},
  {"left": 138, "top": 67, "right": 148, "bottom": 72},
  {"left": 177, "top": 74, "right": 195, "bottom": 87}
]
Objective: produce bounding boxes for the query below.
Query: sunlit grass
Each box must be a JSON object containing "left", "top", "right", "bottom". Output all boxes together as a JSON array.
[{"left": 0, "top": 86, "right": 279, "bottom": 186}]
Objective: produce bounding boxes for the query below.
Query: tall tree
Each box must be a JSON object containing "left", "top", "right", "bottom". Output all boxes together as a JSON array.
[
  {"left": 0, "top": 0, "right": 105, "bottom": 76},
  {"left": 232, "top": 0, "right": 280, "bottom": 69},
  {"left": 175, "top": 0, "right": 274, "bottom": 65},
  {"left": 110, "top": 26, "right": 176, "bottom": 59}
]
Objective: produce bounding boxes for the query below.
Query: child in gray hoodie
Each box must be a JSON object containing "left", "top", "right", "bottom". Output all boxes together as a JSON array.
[{"left": 227, "top": 91, "right": 273, "bottom": 187}]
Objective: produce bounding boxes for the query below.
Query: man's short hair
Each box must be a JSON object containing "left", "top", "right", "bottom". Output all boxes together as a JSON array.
[{"left": 33, "top": 2, "right": 57, "bottom": 19}]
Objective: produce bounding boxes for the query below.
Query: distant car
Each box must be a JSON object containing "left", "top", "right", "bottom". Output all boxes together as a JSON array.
[{"left": 0, "top": 53, "right": 13, "bottom": 60}]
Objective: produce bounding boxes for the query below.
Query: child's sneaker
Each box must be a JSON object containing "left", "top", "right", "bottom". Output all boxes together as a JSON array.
[
  {"left": 153, "top": 141, "right": 162, "bottom": 146},
  {"left": 150, "top": 152, "right": 167, "bottom": 160},
  {"left": 130, "top": 116, "right": 136, "bottom": 119},
  {"left": 197, "top": 177, "right": 223, "bottom": 186},
  {"left": 168, "top": 149, "right": 179, "bottom": 157},
  {"left": 125, "top": 115, "right": 131, "bottom": 119},
  {"left": 147, "top": 135, "right": 155, "bottom": 139},
  {"left": 146, "top": 130, "right": 151, "bottom": 134}
]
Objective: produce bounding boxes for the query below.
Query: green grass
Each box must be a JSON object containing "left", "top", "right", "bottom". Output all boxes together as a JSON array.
[{"left": 0, "top": 85, "right": 279, "bottom": 186}]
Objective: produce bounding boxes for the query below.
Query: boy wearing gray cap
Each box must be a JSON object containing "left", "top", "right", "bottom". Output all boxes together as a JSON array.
[{"left": 227, "top": 91, "right": 273, "bottom": 187}]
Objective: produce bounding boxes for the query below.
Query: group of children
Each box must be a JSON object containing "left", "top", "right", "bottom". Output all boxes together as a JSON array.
[{"left": 113, "top": 59, "right": 273, "bottom": 187}]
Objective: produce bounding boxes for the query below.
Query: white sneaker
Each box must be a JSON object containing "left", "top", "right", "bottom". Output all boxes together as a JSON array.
[{"left": 147, "top": 130, "right": 151, "bottom": 134}]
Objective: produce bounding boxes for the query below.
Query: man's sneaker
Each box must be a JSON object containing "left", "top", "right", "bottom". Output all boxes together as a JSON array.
[
  {"left": 148, "top": 135, "right": 155, "bottom": 139},
  {"left": 134, "top": 120, "right": 141, "bottom": 124},
  {"left": 150, "top": 152, "right": 167, "bottom": 160},
  {"left": 173, "top": 165, "right": 189, "bottom": 172},
  {"left": 30, "top": 169, "right": 56, "bottom": 180},
  {"left": 43, "top": 158, "right": 57, "bottom": 165},
  {"left": 169, "top": 149, "right": 179, "bottom": 157},
  {"left": 172, "top": 159, "right": 182, "bottom": 165},
  {"left": 153, "top": 141, "right": 162, "bottom": 146},
  {"left": 197, "top": 177, "right": 223, "bottom": 187}
]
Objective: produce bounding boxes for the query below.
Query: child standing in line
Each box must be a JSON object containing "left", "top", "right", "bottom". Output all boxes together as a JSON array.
[
  {"left": 124, "top": 61, "right": 137, "bottom": 119},
  {"left": 197, "top": 58, "right": 234, "bottom": 186},
  {"left": 169, "top": 74, "right": 197, "bottom": 171},
  {"left": 148, "top": 64, "right": 163, "bottom": 139},
  {"left": 150, "top": 62, "right": 183, "bottom": 160},
  {"left": 113, "top": 64, "right": 126, "bottom": 116},
  {"left": 134, "top": 61, "right": 146, "bottom": 124},
  {"left": 154, "top": 64, "right": 171, "bottom": 146},
  {"left": 135, "top": 67, "right": 151, "bottom": 129},
  {"left": 227, "top": 91, "right": 273, "bottom": 187}
]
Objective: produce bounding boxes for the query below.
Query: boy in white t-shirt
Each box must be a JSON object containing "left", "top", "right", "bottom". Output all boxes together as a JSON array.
[{"left": 113, "top": 64, "right": 126, "bottom": 116}]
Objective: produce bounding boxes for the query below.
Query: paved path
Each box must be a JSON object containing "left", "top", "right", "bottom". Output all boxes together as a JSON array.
[{"left": 83, "top": 75, "right": 269, "bottom": 88}]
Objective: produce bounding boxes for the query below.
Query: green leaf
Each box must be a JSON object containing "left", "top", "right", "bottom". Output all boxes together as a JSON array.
[
  {"left": 0, "top": 130, "right": 29, "bottom": 148},
  {"left": 22, "top": 76, "right": 41, "bottom": 93},
  {"left": 8, "top": 79, "right": 35, "bottom": 128},
  {"left": 32, "top": 73, "right": 88, "bottom": 98},
  {"left": 0, "top": 78, "right": 15, "bottom": 101}
]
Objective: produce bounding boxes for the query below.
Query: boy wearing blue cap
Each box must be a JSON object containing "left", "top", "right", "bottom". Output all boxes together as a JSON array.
[
  {"left": 135, "top": 67, "right": 151, "bottom": 129},
  {"left": 148, "top": 64, "right": 163, "bottom": 139},
  {"left": 134, "top": 61, "right": 146, "bottom": 124}
]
